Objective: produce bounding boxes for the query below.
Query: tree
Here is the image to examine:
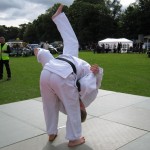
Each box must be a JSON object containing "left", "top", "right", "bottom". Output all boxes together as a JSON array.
[
  {"left": 25, "top": 3, "right": 69, "bottom": 43},
  {"left": 68, "top": 0, "right": 115, "bottom": 45},
  {"left": 3, "top": 1, "right": 149, "bottom": 45},
  {"left": 106, "top": 0, "right": 122, "bottom": 19},
  {"left": 18, "top": 24, "right": 28, "bottom": 41},
  {"left": 74, "top": 0, "right": 105, "bottom": 4},
  {"left": 0, "top": 26, "right": 6, "bottom": 37},
  {"left": 106, "top": 0, "right": 122, "bottom": 37},
  {"left": 0, "top": 25, "right": 19, "bottom": 41},
  {"left": 6, "top": 27, "right": 19, "bottom": 40},
  {"left": 119, "top": 0, "right": 150, "bottom": 39},
  {"left": 138, "top": 0, "right": 150, "bottom": 35},
  {"left": 23, "top": 23, "right": 38, "bottom": 43},
  {"left": 119, "top": 3, "right": 140, "bottom": 39}
]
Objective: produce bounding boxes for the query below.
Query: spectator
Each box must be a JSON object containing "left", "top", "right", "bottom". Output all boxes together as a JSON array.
[{"left": 0, "top": 36, "right": 11, "bottom": 80}]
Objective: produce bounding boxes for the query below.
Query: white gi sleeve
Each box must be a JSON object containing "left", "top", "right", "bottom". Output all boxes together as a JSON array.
[
  {"left": 77, "top": 59, "right": 104, "bottom": 107},
  {"left": 53, "top": 12, "right": 79, "bottom": 57}
]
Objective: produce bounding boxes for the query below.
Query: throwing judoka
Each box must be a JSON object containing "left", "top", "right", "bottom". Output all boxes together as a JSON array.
[{"left": 34, "top": 4, "right": 103, "bottom": 147}]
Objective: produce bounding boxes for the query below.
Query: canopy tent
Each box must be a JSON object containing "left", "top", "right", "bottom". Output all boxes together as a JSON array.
[
  {"left": 98, "top": 38, "right": 133, "bottom": 53},
  {"left": 98, "top": 38, "right": 133, "bottom": 44}
]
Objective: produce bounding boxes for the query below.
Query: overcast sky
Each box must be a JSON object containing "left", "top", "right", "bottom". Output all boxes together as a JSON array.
[{"left": 0, "top": 0, "right": 136, "bottom": 27}]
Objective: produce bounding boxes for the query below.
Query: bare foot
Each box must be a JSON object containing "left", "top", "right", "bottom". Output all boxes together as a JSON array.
[
  {"left": 68, "top": 137, "right": 85, "bottom": 147},
  {"left": 52, "top": 4, "right": 63, "bottom": 20},
  {"left": 49, "top": 134, "right": 57, "bottom": 142}
]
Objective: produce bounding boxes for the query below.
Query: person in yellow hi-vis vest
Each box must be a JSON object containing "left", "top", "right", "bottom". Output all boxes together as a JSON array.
[{"left": 0, "top": 36, "right": 11, "bottom": 80}]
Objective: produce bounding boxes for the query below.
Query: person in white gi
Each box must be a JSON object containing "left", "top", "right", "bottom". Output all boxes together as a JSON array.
[{"left": 34, "top": 4, "right": 103, "bottom": 147}]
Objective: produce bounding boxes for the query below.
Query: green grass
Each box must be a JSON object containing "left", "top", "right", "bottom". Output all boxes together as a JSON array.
[
  {"left": 79, "top": 52, "right": 150, "bottom": 97},
  {"left": 0, "top": 52, "right": 150, "bottom": 105},
  {"left": 0, "top": 56, "right": 42, "bottom": 104}
]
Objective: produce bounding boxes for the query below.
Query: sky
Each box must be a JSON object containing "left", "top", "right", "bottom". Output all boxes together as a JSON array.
[{"left": 0, "top": 0, "right": 136, "bottom": 27}]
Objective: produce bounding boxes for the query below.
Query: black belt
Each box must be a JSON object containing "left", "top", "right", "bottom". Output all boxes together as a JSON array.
[{"left": 56, "top": 57, "right": 80, "bottom": 91}]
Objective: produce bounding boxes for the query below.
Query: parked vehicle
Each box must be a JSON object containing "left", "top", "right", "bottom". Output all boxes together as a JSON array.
[
  {"left": 8, "top": 41, "right": 25, "bottom": 57},
  {"left": 7, "top": 41, "right": 26, "bottom": 48},
  {"left": 22, "top": 47, "right": 32, "bottom": 57},
  {"left": 49, "top": 44, "right": 58, "bottom": 54},
  {"left": 50, "top": 41, "right": 63, "bottom": 54},
  {"left": 27, "top": 44, "right": 40, "bottom": 55},
  {"left": 9, "top": 48, "right": 23, "bottom": 57},
  {"left": 55, "top": 44, "right": 63, "bottom": 54}
]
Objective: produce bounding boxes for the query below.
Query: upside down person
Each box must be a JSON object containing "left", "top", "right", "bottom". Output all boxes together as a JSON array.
[{"left": 34, "top": 4, "right": 103, "bottom": 147}]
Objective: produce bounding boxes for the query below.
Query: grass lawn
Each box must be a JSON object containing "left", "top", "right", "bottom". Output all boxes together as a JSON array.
[{"left": 0, "top": 52, "right": 150, "bottom": 105}]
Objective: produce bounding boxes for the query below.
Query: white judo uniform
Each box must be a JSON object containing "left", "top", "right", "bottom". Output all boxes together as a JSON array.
[{"left": 37, "top": 12, "right": 103, "bottom": 141}]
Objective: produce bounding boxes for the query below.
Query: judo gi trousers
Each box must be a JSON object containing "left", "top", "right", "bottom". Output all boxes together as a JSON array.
[{"left": 40, "top": 69, "right": 82, "bottom": 140}]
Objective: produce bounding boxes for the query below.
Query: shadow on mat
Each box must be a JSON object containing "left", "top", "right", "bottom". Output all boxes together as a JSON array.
[{"left": 42, "top": 142, "right": 93, "bottom": 150}]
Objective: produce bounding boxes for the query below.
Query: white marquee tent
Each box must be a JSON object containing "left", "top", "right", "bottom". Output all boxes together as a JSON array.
[{"left": 98, "top": 38, "right": 133, "bottom": 53}]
